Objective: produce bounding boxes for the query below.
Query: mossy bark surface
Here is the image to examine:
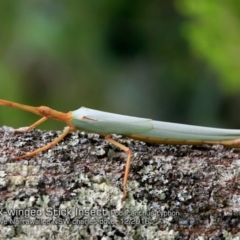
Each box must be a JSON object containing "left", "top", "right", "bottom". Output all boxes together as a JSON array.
[{"left": 0, "top": 126, "right": 240, "bottom": 239}]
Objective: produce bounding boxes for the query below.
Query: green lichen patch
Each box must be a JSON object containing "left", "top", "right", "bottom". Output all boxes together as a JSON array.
[{"left": 1, "top": 127, "right": 240, "bottom": 239}]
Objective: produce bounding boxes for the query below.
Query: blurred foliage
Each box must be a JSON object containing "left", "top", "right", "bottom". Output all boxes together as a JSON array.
[
  {"left": 0, "top": 1, "right": 240, "bottom": 130},
  {"left": 176, "top": 0, "right": 240, "bottom": 91}
]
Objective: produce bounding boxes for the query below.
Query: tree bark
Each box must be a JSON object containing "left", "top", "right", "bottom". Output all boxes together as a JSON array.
[{"left": 0, "top": 126, "right": 240, "bottom": 239}]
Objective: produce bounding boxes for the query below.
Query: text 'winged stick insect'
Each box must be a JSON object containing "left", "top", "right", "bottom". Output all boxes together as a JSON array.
[{"left": 1, "top": 98, "right": 240, "bottom": 200}]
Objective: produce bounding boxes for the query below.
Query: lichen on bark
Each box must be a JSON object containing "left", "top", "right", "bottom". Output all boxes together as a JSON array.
[{"left": 0, "top": 126, "right": 240, "bottom": 239}]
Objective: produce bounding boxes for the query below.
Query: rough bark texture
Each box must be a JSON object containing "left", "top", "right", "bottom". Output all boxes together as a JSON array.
[{"left": 0, "top": 126, "right": 240, "bottom": 239}]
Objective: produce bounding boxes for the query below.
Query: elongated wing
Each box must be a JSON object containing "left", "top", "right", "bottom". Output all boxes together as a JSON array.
[
  {"left": 146, "top": 121, "right": 240, "bottom": 141},
  {"left": 72, "top": 107, "right": 240, "bottom": 141},
  {"left": 72, "top": 107, "right": 152, "bottom": 134}
]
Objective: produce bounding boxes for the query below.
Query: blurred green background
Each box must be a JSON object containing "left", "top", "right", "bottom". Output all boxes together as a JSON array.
[{"left": 1, "top": 1, "right": 240, "bottom": 130}]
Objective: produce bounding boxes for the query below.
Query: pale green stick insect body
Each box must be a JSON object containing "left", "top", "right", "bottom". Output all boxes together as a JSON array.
[{"left": 1, "top": 98, "right": 240, "bottom": 200}]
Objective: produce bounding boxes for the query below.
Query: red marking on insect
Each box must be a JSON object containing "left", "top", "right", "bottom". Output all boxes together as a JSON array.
[{"left": 82, "top": 116, "right": 97, "bottom": 121}]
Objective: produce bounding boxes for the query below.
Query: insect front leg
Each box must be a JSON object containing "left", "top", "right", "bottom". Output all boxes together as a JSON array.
[{"left": 14, "top": 117, "right": 48, "bottom": 133}]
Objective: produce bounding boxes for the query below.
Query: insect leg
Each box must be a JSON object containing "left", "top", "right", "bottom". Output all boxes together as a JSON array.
[
  {"left": 15, "top": 117, "right": 48, "bottom": 133},
  {"left": 105, "top": 135, "right": 131, "bottom": 201},
  {"left": 14, "top": 126, "right": 75, "bottom": 160}
]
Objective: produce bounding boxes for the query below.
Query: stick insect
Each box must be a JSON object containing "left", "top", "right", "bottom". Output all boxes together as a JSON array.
[{"left": 1, "top": 98, "right": 240, "bottom": 200}]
